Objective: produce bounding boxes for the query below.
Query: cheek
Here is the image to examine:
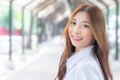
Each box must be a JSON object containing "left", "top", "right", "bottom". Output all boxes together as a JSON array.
[
  {"left": 83, "top": 31, "right": 94, "bottom": 40},
  {"left": 68, "top": 27, "right": 72, "bottom": 35}
]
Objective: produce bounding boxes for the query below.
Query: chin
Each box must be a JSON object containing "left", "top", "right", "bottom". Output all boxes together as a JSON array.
[{"left": 71, "top": 42, "right": 79, "bottom": 47}]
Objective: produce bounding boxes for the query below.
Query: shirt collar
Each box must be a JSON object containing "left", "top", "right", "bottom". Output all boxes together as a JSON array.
[{"left": 66, "top": 45, "right": 94, "bottom": 70}]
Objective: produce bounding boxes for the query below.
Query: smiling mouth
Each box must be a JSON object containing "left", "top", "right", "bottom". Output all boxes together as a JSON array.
[{"left": 72, "top": 35, "right": 83, "bottom": 41}]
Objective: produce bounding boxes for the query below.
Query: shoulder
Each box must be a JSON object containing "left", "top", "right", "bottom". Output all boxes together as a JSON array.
[
  {"left": 78, "top": 62, "right": 98, "bottom": 73},
  {"left": 77, "top": 62, "right": 104, "bottom": 80}
]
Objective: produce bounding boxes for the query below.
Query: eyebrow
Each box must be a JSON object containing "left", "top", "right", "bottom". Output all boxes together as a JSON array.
[
  {"left": 72, "top": 19, "right": 76, "bottom": 21},
  {"left": 72, "top": 19, "right": 90, "bottom": 24},
  {"left": 82, "top": 21, "right": 89, "bottom": 24}
]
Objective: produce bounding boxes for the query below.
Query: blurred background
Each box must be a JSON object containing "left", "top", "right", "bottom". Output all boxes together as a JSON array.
[{"left": 0, "top": 0, "right": 119, "bottom": 80}]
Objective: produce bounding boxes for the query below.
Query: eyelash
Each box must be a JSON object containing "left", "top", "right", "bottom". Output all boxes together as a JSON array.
[
  {"left": 71, "top": 22, "right": 76, "bottom": 25},
  {"left": 71, "top": 22, "right": 89, "bottom": 27},
  {"left": 83, "top": 24, "right": 89, "bottom": 27}
]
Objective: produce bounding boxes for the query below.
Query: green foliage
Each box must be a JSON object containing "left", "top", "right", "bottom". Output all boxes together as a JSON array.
[
  {"left": 12, "top": 6, "right": 22, "bottom": 29},
  {"left": 0, "top": 3, "right": 9, "bottom": 28},
  {"left": 24, "top": 10, "right": 31, "bottom": 33},
  {"left": 0, "top": 2, "right": 38, "bottom": 34}
]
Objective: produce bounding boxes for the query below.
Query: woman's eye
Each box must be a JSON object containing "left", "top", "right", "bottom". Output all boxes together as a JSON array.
[
  {"left": 71, "top": 22, "right": 76, "bottom": 25},
  {"left": 83, "top": 24, "right": 89, "bottom": 28}
]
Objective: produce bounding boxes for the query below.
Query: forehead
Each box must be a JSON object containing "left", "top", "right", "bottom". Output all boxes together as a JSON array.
[{"left": 73, "top": 12, "right": 90, "bottom": 22}]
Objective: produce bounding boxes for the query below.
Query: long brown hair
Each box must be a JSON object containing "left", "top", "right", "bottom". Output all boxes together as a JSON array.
[{"left": 56, "top": 4, "right": 112, "bottom": 80}]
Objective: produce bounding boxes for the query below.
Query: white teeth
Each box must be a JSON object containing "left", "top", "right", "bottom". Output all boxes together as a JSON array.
[{"left": 72, "top": 35, "right": 82, "bottom": 40}]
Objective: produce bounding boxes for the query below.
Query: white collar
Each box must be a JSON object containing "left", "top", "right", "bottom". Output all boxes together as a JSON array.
[{"left": 66, "top": 45, "right": 94, "bottom": 70}]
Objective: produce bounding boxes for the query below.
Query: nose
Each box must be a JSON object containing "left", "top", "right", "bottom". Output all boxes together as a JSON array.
[{"left": 72, "top": 25, "right": 81, "bottom": 34}]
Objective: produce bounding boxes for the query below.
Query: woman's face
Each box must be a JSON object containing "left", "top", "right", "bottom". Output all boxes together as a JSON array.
[{"left": 68, "top": 12, "right": 94, "bottom": 52}]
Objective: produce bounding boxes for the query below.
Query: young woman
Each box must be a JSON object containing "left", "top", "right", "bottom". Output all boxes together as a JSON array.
[{"left": 56, "top": 4, "right": 113, "bottom": 80}]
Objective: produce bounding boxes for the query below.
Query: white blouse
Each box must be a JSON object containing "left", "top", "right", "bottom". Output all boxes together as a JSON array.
[{"left": 63, "top": 45, "right": 104, "bottom": 80}]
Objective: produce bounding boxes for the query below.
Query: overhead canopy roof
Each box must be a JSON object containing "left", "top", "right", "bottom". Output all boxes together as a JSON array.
[{"left": 1, "top": 0, "right": 120, "bottom": 23}]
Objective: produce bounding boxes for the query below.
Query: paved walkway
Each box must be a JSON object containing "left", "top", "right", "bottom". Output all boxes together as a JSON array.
[
  {"left": 0, "top": 36, "right": 120, "bottom": 80},
  {"left": 110, "top": 58, "right": 120, "bottom": 80}
]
